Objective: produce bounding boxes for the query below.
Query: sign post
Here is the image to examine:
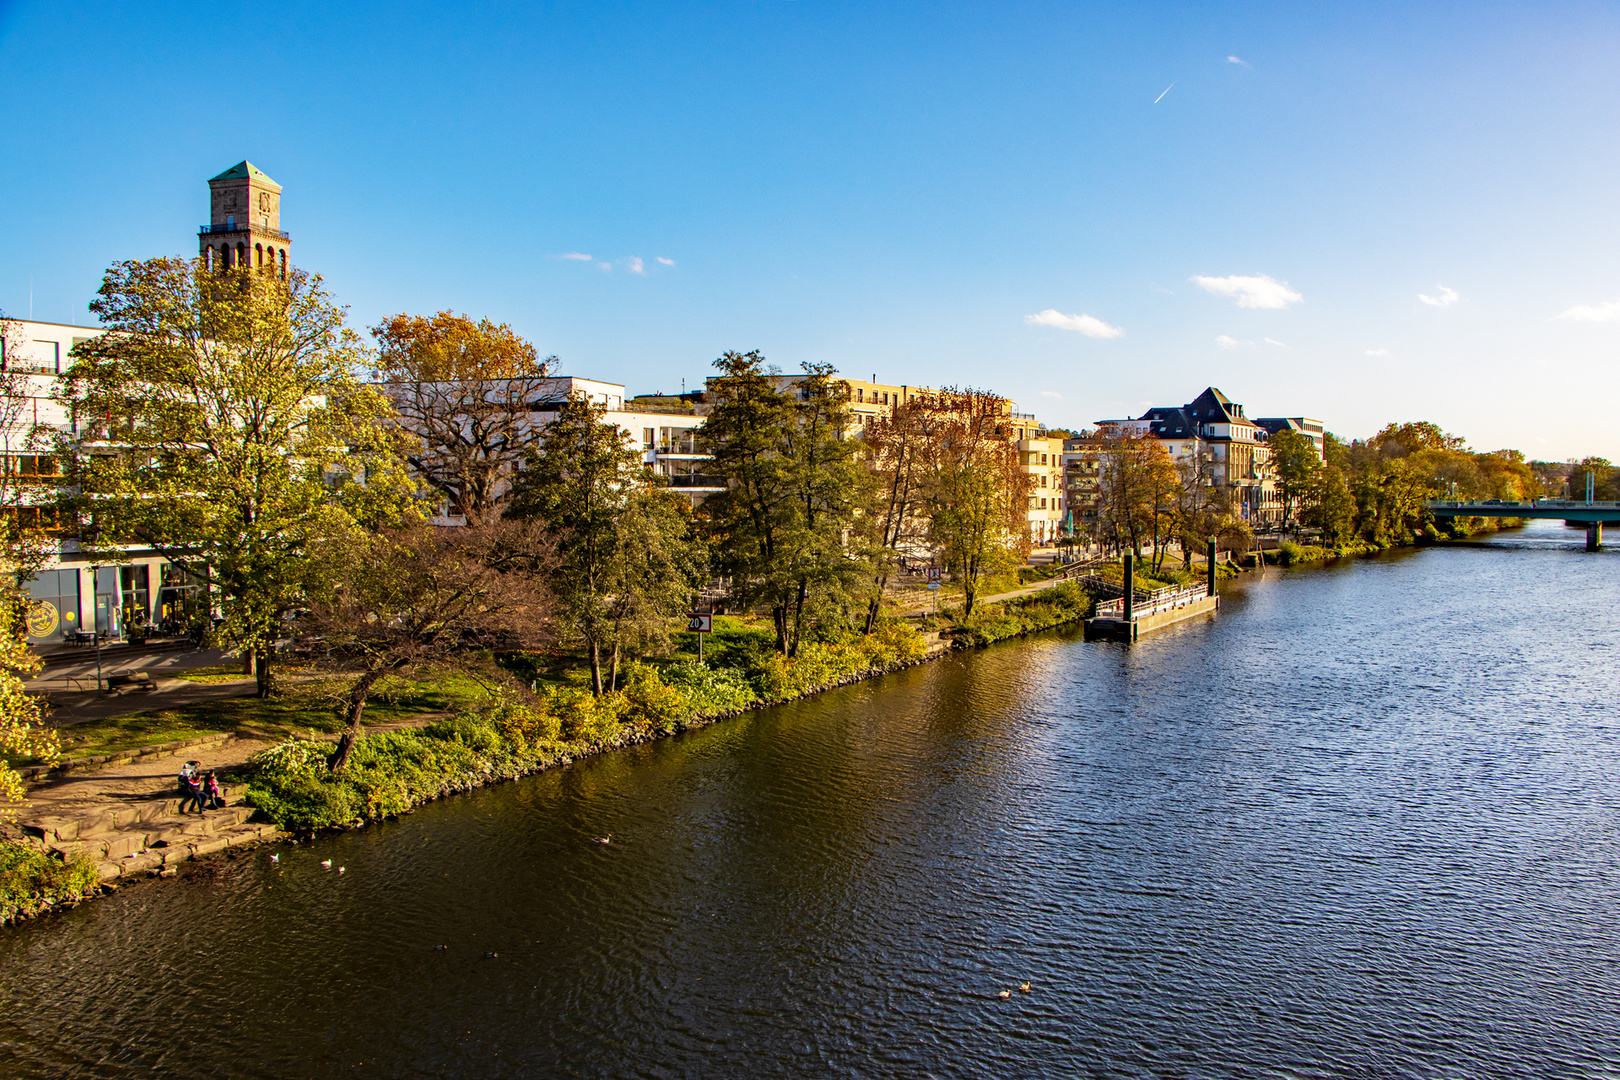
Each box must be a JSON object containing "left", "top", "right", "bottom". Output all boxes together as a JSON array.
[
  {"left": 686, "top": 612, "right": 712, "bottom": 662},
  {"left": 926, "top": 566, "right": 942, "bottom": 617}
]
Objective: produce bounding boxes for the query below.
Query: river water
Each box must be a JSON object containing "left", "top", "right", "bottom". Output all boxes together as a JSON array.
[{"left": 3, "top": 521, "right": 1618, "bottom": 1078}]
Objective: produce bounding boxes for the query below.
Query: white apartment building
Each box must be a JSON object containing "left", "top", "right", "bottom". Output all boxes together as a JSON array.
[{"left": 0, "top": 319, "right": 190, "bottom": 646}]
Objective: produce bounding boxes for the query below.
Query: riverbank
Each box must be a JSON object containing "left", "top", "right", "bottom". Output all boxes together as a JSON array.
[
  {"left": 1252, "top": 518, "right": 1527, "bottom": 567},
  {"left": 238, "top": 587, "right": 1110, "bottom": 834},
  {"left": 3, "top": 582, "right": 1115, "bottom": 922}
]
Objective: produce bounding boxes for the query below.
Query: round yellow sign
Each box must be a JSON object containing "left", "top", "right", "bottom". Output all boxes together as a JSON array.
[{"left": 26, "top": 600, "right": 60, "bottom": 639}]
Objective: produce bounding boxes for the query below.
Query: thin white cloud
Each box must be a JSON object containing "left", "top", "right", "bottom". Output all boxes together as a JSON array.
[
  {"left": 626, "top": 256, "right": 645, "bottom": 275},
  {"left": 1215, "top": 335, "right": 1245, "bottom": 350},
  {"left": 1264, "top": 337, "right": 1288, "bottom": 348},
  {"left": 559, "top": 252, "right": 592, "bottom": 261},
  {"left": 1192, "top": 273, "right": 1303, "bottom": 309},
  {"left": 1419, "top": 285, "right": 1460, "bottom": 307},
  {"left": 1025, "top": 309, "right": 1125, "bottom": 339},
  {"left": 1227, "top": 55, "right": 1251, "bottom": 68},
  {"left": 1153, "top": 82, "right": 1175, "bottom": 104},
  {"left": 597, "top": 262, "right": 612, "bottom": 272},
  {"left": 1555, "top": 299, "right": 1620, "bottom": 322},
  {"left": 656, "top": 256, "right": 675, "bottom": 266},
  {"left": 1365, "top": 348, "right": 1391, "bottom": 357},
  {"left": 1039, "top": 390, "right": 1063, "bottom": 400}
]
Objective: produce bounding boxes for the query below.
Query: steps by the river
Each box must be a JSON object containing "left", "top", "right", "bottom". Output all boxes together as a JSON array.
[{"left": 18, "top": 784, "right": 279, "bottom": 883}]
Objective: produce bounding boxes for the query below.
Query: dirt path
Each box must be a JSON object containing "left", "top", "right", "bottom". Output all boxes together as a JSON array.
[
  {"left": 16, "top": 708, "right": 454, "bottom": 828},
  {"left": 21, "top": 735, "right": 276, "bottom": 821}
]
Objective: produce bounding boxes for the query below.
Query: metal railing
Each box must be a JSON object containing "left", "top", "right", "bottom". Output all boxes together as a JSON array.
[
  {"left": 667, "top": 474, "right": 726, "bottom": 489},
  {"left": 199, "top": 222, "right": 291, "bottom": 239},
  {"left": 1094, "top": 584, "right": 1208, "bottom": 621}
]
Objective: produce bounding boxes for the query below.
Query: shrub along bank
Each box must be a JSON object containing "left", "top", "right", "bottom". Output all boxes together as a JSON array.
[
  {"left": 1, "top": 838, "right": 99, "bottom": 925},
  {"left": 947, "top": 581, "right": 1097, "bottom": 647},
  {"left": 243, "top": 621, "right": 932, "bottom": 832}
]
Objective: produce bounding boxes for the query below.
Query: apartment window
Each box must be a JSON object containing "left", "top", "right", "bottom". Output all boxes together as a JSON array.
[
  {"left": 643, "top": 428, "right": 655, "bottom": 449},
  {"left": 1039, "top": 498, "right": 1047, "bottom": 509},
  {"left": 856, "top": 389, "right": 864, "bottom": 402},
  {"left": 1040, "top": 475, "right": 1048, "bottom": 487},
  {"left": 1040, "top": 454, "right": 1047, "bottom": 465}
]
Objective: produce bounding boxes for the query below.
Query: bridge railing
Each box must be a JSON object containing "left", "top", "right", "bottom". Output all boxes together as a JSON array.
[
  {"left": 1094, "top": 584, "right": 1208, "bottom": 621},
  {"left": 1429, "top": 499, "right": 1620, "bottom": 510}
]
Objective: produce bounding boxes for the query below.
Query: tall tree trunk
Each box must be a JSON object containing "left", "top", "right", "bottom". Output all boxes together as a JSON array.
[
  {"left": 254, "top": 650, "right": 273, "bottom": 699},
  {"left": 590, "top": 640, "right": 603, "bottom": 696},
  {"left": 772, "top": 605, "right": 790, "bottom": 655},
  {"left": 789, "top": 578, "right": 807, "bottom": 658},
  {"left": 330, "top": 667, "right": 385, "bottom": 771},
  {"left": 609, "top": 642, "right": 620, "bottom": 693},
  {"left": 863, "top": 570, "right": 889, "bottom": 634}
]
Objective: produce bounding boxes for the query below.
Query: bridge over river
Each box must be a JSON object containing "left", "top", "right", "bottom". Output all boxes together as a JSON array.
[{"left": 1428, "top": 499, "right": 1619, "bottom": 549}]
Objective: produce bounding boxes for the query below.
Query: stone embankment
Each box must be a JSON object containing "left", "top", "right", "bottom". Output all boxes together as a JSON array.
[{"left": 11, "top": 735, "right": 280, "bottom": 887}]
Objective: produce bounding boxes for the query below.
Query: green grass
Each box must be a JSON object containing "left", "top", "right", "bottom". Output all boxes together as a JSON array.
[
  {"left": 168, "top": 663, "right": 256, "bottom": 684},
  {"left": 29, "top": 667, "right": 502, "bottom": 769}
]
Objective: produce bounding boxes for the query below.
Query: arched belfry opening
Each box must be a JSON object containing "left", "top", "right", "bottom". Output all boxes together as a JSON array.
[{"left": 199, "top": 161, "right": 290, "bottom": 274}]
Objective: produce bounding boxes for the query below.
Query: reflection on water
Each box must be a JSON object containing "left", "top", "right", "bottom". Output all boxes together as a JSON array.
[{"left": 3, "top": 521, "right": 1618, "bottom": 1077}]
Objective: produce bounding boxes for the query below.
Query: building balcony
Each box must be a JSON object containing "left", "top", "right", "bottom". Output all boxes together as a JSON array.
[
  {"left": 667, "top": 474, "right": 725, "bottom": 489},
  {"left": 199, "top": 222, "right": 291, "bottom": 240}
]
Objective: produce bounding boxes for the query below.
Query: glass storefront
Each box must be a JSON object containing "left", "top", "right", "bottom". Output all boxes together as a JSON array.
[{"left": 24, "top": 569, "right": 80, "bottom": 643}]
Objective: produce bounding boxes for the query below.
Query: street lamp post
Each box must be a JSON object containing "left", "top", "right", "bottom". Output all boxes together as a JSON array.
[{"left": 90, "top": 561, "right": 104, "bottom": 696}]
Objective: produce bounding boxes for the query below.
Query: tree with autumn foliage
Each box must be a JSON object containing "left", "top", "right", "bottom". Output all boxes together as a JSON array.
[
  {"left": 919, "top": 388, "right": 1032, "bottom": 617},
  {"left": 371, "top": 311, "right": 556, "bottom": 525}
]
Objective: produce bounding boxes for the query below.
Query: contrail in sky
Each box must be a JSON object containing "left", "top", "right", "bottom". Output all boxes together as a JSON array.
[{"left": 1153, "top": 82, "right": 1175, "bottom": 104}]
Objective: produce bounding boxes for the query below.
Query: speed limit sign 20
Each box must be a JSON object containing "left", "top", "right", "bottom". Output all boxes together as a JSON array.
[{"left": 686, "top": 613, "right": 713, "bottom": 633}]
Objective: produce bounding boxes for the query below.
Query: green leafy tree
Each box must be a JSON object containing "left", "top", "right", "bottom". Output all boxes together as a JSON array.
[
  {"left": 0, "top": 563, "right": 53, "bottom": 816},
  {"left": 302, "top": 520, "right": 555, "bottom": 770},
  {"left": 1268, "top": 428, "right": 1322, "bottom": 531},
  {"left": 58, "top": 259, "right": 417, "bottom": 697},
  {"left": 703, "top": 353, "right": 870, "bottom": 653},
  {"left": 508, "top": 395, "right": 701, "bottom": 691},
  {"left": 1571, "top": 457, "right": 1618, "bottom": 501}
]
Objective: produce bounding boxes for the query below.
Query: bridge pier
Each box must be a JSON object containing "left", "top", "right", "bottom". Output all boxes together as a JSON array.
[{"left": 1588, "top": 523, "right": 1603, "bottom": 551}]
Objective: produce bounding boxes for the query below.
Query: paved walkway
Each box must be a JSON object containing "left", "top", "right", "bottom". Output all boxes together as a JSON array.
[{"left": 24, "top": 647, "right": 268, "bottom": 728}]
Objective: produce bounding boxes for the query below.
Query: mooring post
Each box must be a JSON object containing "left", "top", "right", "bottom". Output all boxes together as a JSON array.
[
  {"left": 1207, "top": 539, "right": 1217, "bottom": 597},
  {"left": 1588, "top": 522, "right": 1603, "bottom": 552},
  {"left": 1123, "top": 552, "right": 1135, "bottom": 624}
]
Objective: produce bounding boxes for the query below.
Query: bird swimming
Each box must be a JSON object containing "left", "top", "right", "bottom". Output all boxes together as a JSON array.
[
  {"left": 321, "top": 859, "right": 333, "bottom": 868},
  {"left": 1019, "top": 983, "right": 1031, "bottom": 994},
  {"left": 997, "top": 990, "right": 1011, "bottom": 1000},
  {"left": 593, "top": 835, "right": 612, "bottom": 845}
]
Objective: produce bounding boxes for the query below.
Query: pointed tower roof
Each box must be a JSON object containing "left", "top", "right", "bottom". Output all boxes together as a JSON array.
[{"left": 210, "top": 161, "right": 280, "bottom": 187}]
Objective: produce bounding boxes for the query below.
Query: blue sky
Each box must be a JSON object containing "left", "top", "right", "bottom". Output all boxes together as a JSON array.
[{"left": 3, "top": 1, "right": 1617, "bottom": 459}]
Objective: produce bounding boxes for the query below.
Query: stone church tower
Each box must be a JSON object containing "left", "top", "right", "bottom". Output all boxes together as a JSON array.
[{"left": 199, "top": 161, "right": 289, "bottom": 276}]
